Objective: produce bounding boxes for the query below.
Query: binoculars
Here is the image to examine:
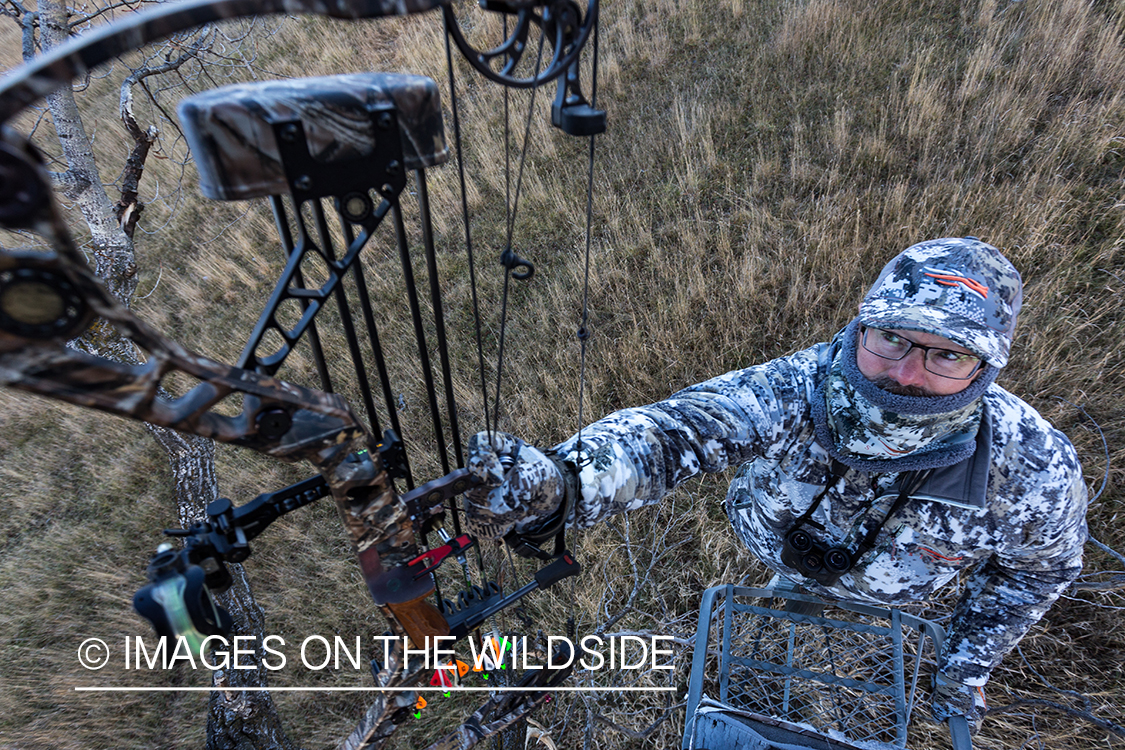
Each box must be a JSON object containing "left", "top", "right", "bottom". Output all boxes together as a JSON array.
[{"left": 780, "top": 528, "right": 853, "bottom": 587}]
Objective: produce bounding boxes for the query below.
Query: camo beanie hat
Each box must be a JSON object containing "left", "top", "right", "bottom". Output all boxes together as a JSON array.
[
  {"left": 858, "top": 237, "right": 1022, "bottom": 368},
  {"left": 810, "top": 239, "right": 1022, "bottom": 472}
]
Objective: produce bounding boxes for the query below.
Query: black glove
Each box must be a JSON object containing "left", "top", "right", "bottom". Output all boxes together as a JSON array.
[
  {"left": 930, "top": 672, "right": 986, "bottom": 735},
  {"left": 463, "top": 431, "right": 570, "bottom": 540}
]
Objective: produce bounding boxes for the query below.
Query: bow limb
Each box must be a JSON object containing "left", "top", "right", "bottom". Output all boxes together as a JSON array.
[{"left": 0, "top": 0, "right": 443, "bottom": 125}]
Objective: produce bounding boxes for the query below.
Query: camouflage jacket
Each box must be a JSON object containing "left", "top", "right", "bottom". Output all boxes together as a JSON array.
[{"left": 556, "top": 340, "right": 1088, "bottom": 685}]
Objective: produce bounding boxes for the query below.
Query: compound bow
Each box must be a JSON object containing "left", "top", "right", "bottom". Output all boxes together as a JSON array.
[{"left": 0, "top": 0, "right": 603, "bottom": 746}]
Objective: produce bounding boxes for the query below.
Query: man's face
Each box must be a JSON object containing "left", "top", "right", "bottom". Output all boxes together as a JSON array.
[{"left": 856, "top": 327, "right": 982, "bottom": 397}]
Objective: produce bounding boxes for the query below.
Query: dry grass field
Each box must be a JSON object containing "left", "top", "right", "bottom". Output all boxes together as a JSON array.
[{"left": 1, "top": 0, "right": 1124, "bottom": 748}]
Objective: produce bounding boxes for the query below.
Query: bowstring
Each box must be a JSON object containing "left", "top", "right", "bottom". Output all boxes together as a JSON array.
[
  {"left": 490, "top": 29, "right": 549, "bottom": 439},
  {"left": 570, "top": 12, "right": 601, "bottom": 656},
  {"left": 487, "top": 23, "right": 549, "bottom": 694}
]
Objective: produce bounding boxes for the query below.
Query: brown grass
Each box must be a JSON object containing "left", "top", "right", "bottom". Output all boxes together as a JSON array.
[{"left": 2, "top": 0, "right": 1125, "bottom": 748}]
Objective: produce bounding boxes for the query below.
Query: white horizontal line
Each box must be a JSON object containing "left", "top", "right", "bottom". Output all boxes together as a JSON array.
[{"left": 74, "top": 686, "right": 677, "bottom": 693}]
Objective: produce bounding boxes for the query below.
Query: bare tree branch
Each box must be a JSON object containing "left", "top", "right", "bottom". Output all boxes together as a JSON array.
[
  {"left": 593, "top": 700, "right": 684, "bottom": 740},
  {"left": 1070, "top": 538, "right": 1125, "bottom": 592},
  {"left": 0, "top": 0, "right": 27, "bottom": 18},
  {"left": 1, "top": 0, "right": 40, "bottom": 60},
  {"left": 1015, "top": 644, "right": 1092, "bottom": 711},
  {"left": 1070, "top": 577, "right": 1125, "bottom": 592},
  {"left": 1090, "top": 536, "right": 1125, "bottom": 568},
  {"left": 116, "top": 28, "right": 212, "bottom": 235},
  {"left": 595, "top": 512, "right": 692, "bottom": 636},
  {"left": 138, "top": 76, "right": 187, "bottom": 142},
  {"left": 986, "top": 700, "right": 1125, "bottom": 739},
  {"left": 68, "top": 0, "right": 144, "bottom": 30}
]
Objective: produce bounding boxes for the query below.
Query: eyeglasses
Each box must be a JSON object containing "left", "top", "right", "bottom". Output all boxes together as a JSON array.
[{"left": 860, "top": 327, "right": 984, "bottom": 380}]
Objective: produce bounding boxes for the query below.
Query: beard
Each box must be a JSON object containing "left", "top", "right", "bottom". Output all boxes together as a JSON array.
[{"left": 869, "top": 376, "right": 939, "bottom": 398}]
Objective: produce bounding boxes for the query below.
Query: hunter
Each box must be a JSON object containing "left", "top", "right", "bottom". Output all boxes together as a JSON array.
[{"left": 464, "top": 237, "right": 1088, "bottom": 733}]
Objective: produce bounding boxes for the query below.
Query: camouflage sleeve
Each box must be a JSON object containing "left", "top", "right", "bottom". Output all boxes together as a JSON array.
[
  {"left": 938, "top": 398, "right": 1089, "bottom": 686},
  {"left": 554, "top": 347, "right": 823, "bottom": 528}
]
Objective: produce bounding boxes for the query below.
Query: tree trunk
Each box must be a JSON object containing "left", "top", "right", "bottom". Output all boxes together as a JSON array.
[
  {"left": 148, "top": 427, "right": 299, "bottom": 750},
  {"left": 33, "top": 2, "right": 297, "bottom": 746}
]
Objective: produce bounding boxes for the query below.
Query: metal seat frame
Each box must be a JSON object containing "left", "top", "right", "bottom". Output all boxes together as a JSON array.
[{"left": 683, "top": 584, "right": 973, "bottom": 750}]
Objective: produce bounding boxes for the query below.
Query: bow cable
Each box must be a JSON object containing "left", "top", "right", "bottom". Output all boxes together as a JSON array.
[
  {"left": 505, "top": 15, "right": 512, "bottom": 251},
  {"left": 575, "top": 21, "right": 600, "bottom": 461},
  {"left": 442, "top": 12, "right": 499, "bottom": 581},
  {"left": 479, "top": 20, "right": 550, "bottom": 660},
  {"left": 444, "top": 12, "right": 494, "bottom": 442}
]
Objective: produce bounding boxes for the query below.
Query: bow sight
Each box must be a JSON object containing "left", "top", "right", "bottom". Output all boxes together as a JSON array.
[
  {"left": 0, "top": 0, "right": 600, "bottom": 745},
  {"left": 132, "top": 458, "right": 581, "bottom": 658},
  {"left": 132, "top": 454, "right": 579, "bottom": 660}
]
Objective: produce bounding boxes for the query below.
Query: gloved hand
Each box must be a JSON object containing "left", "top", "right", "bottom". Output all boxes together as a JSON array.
[
  {"left": 462, "top": 431, "right": 570, "bottom": 540},
  {"left": 930, "top": 672, "right": 986, "bottom": 735}
]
